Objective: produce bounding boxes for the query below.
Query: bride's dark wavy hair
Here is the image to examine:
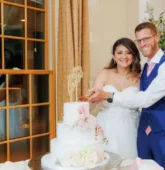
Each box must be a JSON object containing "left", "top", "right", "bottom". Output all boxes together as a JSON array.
[{"left": 106, "top": 38, "right": 141, "bottom": 74}]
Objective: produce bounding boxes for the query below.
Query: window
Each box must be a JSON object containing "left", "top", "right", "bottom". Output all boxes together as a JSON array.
[{"left": 0, "top": 0, "right": 56, "bottom": 162}]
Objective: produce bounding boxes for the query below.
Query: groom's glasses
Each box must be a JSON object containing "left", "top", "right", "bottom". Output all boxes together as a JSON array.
[{"left": 135, "top": 34, "right": 156, "bottom": 45}]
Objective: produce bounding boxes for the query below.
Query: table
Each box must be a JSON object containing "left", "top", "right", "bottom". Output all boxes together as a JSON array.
[
  {"left": 0, "top": 160, "right": 30, "bottom": 170},
  {"left": 0, "top": 156, "right": 163, "bottom": 170},
  {"left": 0, "top": 157, "right": 132, "bottom": 170}
]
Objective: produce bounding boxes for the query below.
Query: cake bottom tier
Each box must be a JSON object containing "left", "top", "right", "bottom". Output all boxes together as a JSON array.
[{"left": 50, "top": 138, "right": 104, "bottom": 161}]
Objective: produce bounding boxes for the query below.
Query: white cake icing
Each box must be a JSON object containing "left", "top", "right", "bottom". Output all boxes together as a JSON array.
[{"left": 41, "top": 102, "right": 109, "bottom": 169}]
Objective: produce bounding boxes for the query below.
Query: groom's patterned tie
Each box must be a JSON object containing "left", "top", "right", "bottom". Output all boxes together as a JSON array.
[{"left": 145, "top": 62, "right": 155, "bottom": 135}]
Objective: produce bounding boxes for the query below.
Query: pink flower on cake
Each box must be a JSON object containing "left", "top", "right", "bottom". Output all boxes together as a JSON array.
[
  {"left": 77, "top": 114, "right": 96, "bottom": 130},
  {"left": 95, "top": 123, "right": 104, "bottom": 140},
  {"left": 78, "top": 104, "right": 89, "bottom": 115}
]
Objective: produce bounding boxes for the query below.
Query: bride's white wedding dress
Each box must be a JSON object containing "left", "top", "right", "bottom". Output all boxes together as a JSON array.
[{"left": 97, "top": 85, "right": 140, "bottom": 159}]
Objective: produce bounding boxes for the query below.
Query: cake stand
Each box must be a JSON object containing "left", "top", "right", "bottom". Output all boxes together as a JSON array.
[{"left": 28, "top": 152, "right": 122, "bottom": 170}]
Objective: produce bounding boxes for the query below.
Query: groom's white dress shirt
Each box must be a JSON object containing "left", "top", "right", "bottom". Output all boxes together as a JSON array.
[{"left": 114, "top": 49, "right": 165, "bottom": 108}]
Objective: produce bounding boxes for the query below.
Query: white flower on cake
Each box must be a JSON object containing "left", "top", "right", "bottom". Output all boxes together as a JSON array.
[
  {"left": 64, "top": 112, "right": 80, "bottom": 127},
  {"left": 60, "top": 148, "right": 105, "bottom": 167},
  {"left": 76, "top": 114, "right": 96, "bottom": 130},
  {"left": 61, "top": 151, "right": 84, "bottom": 167},
  {"left": 83, "top": 149, "right": 98, "bottom": 166},
  {"left": 82, "top": 148, "right": 105, "bottom": 166}
]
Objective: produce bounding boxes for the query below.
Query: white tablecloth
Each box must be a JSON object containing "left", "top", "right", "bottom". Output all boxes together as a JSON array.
[
  {"left": 0, "top": 160, "right": 131, "bottom": 170},
  {"left": 0, "top": 159, "right": 163, "bottom": 170},
  {"left": 0, "top": 160, "right": 30, "bottom": 170}
]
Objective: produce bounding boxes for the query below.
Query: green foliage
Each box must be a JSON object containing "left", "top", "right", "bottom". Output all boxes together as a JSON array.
[{"left": 144, "top": 2, "right": 165, "bottom": 51}]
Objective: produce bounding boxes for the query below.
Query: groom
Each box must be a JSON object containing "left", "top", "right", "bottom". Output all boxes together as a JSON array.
[{"left": 89, "top": 22, "right": 165, "bottom": 168}]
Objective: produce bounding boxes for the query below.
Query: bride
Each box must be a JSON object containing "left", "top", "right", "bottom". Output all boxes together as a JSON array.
[{"left": 91, "top": 38, "right": 141, "bottom": 159}]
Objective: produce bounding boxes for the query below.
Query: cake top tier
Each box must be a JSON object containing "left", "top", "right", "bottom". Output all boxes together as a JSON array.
[{"left": 63, "top": 102, "right": 89, "bottom": 126}]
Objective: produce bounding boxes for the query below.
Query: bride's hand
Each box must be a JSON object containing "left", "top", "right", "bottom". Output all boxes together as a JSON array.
[
  {"left": 79, "top": 89, "right": 95, "bottom": 101},
  {"left": 88, "top": 89, "right": 110, "bottom": 104}
]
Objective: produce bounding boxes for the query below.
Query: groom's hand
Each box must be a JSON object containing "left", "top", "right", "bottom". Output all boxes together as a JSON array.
[
  {"left": 79, "top": 89, "right": 95, "bottom": 101},
  {"left": 88, "top": 89, "right": 110, "bottom": 104}
]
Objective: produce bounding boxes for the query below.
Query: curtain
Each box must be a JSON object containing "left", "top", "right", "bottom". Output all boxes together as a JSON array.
[{"left": 57, "top": 0, "right": 90, "bottom": 120}]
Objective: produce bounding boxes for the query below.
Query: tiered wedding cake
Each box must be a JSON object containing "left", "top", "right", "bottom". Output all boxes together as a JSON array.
[{"left": 41, "top": 102, "right": 110, "bottom": 170}]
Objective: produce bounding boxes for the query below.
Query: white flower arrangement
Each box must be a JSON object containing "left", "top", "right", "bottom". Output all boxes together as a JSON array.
[
  {"left": 144, "top": 2, "right": 165, "bottom": 50},
  {"left": 60, "top": 148, "right": 106, "bottom": 167}
]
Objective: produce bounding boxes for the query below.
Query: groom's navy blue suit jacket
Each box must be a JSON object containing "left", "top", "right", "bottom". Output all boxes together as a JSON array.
[{"left": 139, "top": 53, "right": 165, "bottom": 132}]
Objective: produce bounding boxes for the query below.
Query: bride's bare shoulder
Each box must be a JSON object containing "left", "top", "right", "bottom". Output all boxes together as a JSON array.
[
  {"left": 95, "top": 68, "right": 116, "bottom": 83},
  {"left": 101, "top": 68, "right": 116, "bottom": 74}
]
